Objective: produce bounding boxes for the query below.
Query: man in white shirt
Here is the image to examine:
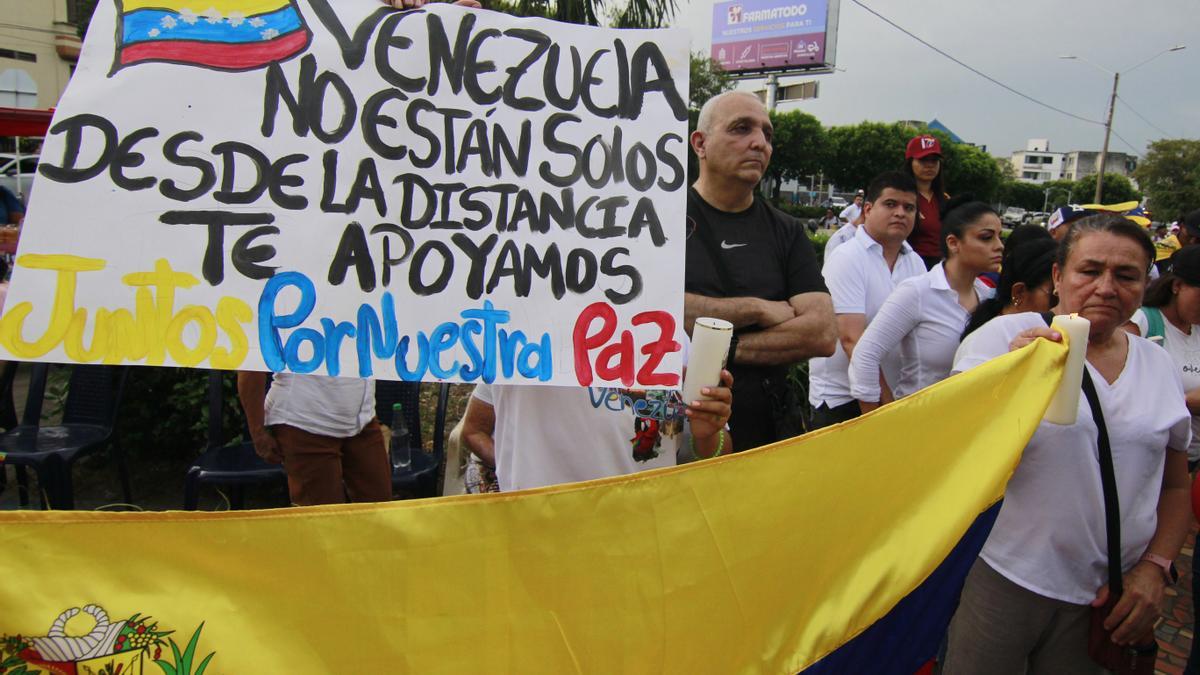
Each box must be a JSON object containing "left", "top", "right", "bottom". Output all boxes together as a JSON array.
[
  {"left": 807, "top": 172, "right": 926, "bottom": 429},
  {"left": 838, "top": 190, "right": 864, "bottom": 224}
]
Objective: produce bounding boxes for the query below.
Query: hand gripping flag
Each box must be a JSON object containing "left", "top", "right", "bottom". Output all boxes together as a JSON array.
[
  {"left": 0, "top": 338, "right": 1066, "bottom": 674},
  {"left": 113, "top": 0, "right": 312, "bottom": 72}
]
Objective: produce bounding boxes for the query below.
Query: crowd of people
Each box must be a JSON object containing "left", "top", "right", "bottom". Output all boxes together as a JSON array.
[
  {"left": 228, "top": 83, "right": 1197, "bottom": 673},
  {"left": 93, "top": 0, "right": 1189, "bottom": 669}
]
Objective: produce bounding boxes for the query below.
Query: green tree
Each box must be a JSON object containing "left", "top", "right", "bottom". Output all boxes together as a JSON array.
[
  {"left": 689, "top": 52, "right": 735, "bottom": 111},
  {"left": 938, "top": 140, "right": 1002, "bottom": 203},
  {"left": 764, "top": 110, "right": 826, "bottom": 200},
  {"left": 1134, "top": 139, "right": 1200, "bottom": 221},
  {"left": 1073, "top": 173, "right": 1141, "bottom": 205},
  {"left": 512, "top": 0, "right": 677, "bottom": 26},
  {"left": 1041, "top": 178, "right": 1077, "bottom": 210},
  {"left": 994, "top": 180, "right": 1047, "bottom": 211},
  {"left": 823, "top": 122, "right": 911, "bottom": 192},
  {"left": 823, "top": 122, "right": 1001, "bottom": 200}
]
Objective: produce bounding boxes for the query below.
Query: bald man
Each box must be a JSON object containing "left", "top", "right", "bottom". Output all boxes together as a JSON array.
[{"left": 684, "top": 91, "right": 836, "bottom": 451}]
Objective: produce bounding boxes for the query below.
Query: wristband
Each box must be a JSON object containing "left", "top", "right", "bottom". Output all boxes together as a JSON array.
[
  {"left": 690, "top": 430, "right": 725, "bottom": 459},
  {"left": 1139, "top": 553, "right": 1178, "bottom": 585}
]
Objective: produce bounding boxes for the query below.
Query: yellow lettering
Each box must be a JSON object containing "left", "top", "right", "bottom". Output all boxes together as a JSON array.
[
  {"left": 166, "top": 306, "right": 217, "bottom": 367},
  {"left": 211, "top": 297, "right": 252, "bottom": 369},
  {"left": 0, "top": 254, "right": 105, "bottom": 358}
]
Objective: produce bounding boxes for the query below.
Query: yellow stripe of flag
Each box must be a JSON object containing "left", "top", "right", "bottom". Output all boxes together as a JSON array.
[
  {"left": 0, "top": 339, "right": 1065, "bottom": 673},
  {"left": 120, "top": 0, "right": 294, "bottom": 16}
]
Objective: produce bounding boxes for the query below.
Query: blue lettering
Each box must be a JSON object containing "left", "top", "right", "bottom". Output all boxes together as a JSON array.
[
  {"left": 427, "top": 322, "right": 461, "bottom": 379},
  {"left": 321, "top": 318, "right": 356, "bottom": 377},
  {"left": 258, "top": 271, "right": 317, "bottom": 372},
  {"left": 395, "top": 334, "right": 430, "bottom": 381},
  {"left": 458, "top": 319, "right": 484, "bottom": 381},
  {"left": 460, "top": 300, "right": 510, "bottom": 383}
]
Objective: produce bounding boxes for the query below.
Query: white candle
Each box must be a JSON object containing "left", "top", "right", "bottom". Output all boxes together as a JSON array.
[
  {"left": 1044, "top": 313, "right": 1091, "bottom": 425},
  {"left": 681, "top": 317, "right": 733, "bottom": 404}
]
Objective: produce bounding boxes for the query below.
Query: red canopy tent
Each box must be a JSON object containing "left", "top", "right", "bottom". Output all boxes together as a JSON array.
[{"left": 0, "top": 106, "right": 53, "bottom": 137}]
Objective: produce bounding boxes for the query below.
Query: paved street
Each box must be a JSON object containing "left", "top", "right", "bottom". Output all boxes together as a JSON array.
[{"left": 1159, "top": 529, "right": 1197, "bottom": 674}]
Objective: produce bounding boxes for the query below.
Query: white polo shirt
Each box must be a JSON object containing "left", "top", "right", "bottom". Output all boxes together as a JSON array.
[
  {"left": 808, "top": 225, "right": 926, "bottom": 408},
  {"left": 822, "top": 222, "right": 857, "bottom": 266},
  {"left": 839, "top": 202, "right": 862, "bottom": 224},
  {"left": 848, "top": 263, "right": 994, "bottom": 401}
]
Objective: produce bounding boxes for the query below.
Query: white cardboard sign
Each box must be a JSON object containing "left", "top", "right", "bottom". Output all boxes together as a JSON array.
[{"left": 0, "top": 0, "right": 690, "bottom": 388}]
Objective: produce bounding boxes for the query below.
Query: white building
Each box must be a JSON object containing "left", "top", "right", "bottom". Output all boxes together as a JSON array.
[
  {"left": 1010, "top": 139, "right": 1065, "bottom": 184},
  {"left": 1061, "top": 151, "right": 1138, "bottom": 181}
]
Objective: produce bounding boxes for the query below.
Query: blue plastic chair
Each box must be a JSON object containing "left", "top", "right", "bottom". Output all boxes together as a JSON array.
[
  {"left": 0, "top": 363, "right": 130, "bottom": 510},
  {"left": 183, "top": 370, "right": 287, "bottom": 510}
]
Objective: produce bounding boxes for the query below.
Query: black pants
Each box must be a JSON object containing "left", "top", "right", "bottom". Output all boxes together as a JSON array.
[{"left": 808, "top": 401, "right": 860, "bottom": 431}]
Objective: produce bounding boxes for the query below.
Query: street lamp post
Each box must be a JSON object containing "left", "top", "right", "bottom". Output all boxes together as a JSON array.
[{"left": 1060, "top": 45, "right": 1186, "bottom": 203}]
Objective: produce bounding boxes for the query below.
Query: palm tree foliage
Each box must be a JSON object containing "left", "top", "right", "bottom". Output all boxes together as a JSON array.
[{"left": 501, "top": 0, "right": 678, "bottom": 27}]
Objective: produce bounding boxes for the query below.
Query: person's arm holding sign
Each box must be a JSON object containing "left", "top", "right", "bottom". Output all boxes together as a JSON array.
[{"left": 237, "top": 371, "right": 281, "bottom": 464}]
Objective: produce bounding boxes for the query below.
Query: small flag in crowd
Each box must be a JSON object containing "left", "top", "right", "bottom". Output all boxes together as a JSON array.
[{"left": 114, "top": 0, "right": 311, "bottom": 72}]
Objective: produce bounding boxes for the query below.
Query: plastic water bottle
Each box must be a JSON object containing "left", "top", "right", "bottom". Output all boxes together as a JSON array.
[{"left": 391, "top": 402, "right": 411, "bottom": 469}]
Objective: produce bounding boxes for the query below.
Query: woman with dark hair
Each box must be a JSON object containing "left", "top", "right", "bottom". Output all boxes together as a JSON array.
[
  {"left": 1126, "top": 247, "right": 1200, "bottom": 450},
  {"left": 902, "top": 135, "right": 948, "bottom": 270},
  {"left": 962, "top": 238, "right": 1058, "bottom": 338},
  {"left": 1126, "top": 244, "right": 1200, "bottom": 674},
  {"left": 848, "top": 197, "right": 1002, "bottom": 412},
  {"left": 945, "top": 213, "right": 1192, "bottom": 672}
]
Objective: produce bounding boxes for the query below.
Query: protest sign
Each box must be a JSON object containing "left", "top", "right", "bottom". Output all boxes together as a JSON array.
[{"left": 0, "top": 0, "right": 690, "bottom": 388}]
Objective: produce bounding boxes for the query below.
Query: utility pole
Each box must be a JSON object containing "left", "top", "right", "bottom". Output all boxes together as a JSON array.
[{"left": 1095, "top": 72, "right": 1119, "bottom": 203}]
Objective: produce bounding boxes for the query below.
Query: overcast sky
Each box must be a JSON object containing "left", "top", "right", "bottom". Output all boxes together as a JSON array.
[{"left": 673, "top": 0, "right": 1196, "bottom": 159}]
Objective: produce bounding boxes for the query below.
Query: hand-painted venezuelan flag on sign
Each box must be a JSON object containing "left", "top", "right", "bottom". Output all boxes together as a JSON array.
[
  {"left": 0, "top": 339, "right": 1065, "bottom": 674},
  {"left": 114, "top": 0, "right": 311, "bottom": 72}
]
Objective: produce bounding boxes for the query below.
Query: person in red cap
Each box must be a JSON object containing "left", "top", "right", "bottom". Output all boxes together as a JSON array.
[{"left": 902, "top": 135, "right": 949, "bottom": 270}]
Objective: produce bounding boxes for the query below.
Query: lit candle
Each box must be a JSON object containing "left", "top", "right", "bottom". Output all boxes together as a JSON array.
[
  {"left": 681, "top": 317, "right": 733, "bottom": 404},
  {"left": 1044, "top": 313, "right": 1091, "bottom": 425}
]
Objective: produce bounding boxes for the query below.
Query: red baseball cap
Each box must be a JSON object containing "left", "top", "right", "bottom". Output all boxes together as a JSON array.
[{"left": 906, "top": 135, "right": 942, "bottom": 159}]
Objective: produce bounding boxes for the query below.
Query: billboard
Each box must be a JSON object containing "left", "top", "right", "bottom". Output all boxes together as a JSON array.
[{"left": 710, "top": 0, "right": 840, "bottom": 76}]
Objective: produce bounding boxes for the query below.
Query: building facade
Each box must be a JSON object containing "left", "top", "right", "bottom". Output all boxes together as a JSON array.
[
  {"left": 0, "top": 0, "right": 81, "bottom": 109},
  {"left": 1061, "top": 150, "right": 1138, "bottom": 181},
  {"left": 1009, "top": 139, "right": 1064, "bottom": 184}
]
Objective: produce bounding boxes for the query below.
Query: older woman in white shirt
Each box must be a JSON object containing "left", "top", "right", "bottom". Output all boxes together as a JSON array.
[{"left": 849, "top": 198, "right": 1003, "bottom": 412}]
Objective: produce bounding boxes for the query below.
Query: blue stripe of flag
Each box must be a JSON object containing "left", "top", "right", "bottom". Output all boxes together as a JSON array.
[
  {"left": 801, "top": 503, "right": 1001, "bottom": 674},
  {"left": 122, "top": 5, "right": 302, "bottom": 45}
]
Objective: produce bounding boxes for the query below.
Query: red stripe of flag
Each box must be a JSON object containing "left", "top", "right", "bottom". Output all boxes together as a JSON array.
[{"left": 119, "top": 29, "right": 309, "bottom": 71}]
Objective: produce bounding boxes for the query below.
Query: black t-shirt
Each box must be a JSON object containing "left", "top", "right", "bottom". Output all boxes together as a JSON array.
[
  {"left": 684, "top": 188, "right": 826, "bottom": 301},
  {"left": 684, "top": 188, "right": 827, "bottom": 449}
]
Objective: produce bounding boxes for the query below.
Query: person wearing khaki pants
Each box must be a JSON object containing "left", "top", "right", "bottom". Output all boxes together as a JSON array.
[{"left": 239, "top": 372, "right": 391, "bottom": 506}]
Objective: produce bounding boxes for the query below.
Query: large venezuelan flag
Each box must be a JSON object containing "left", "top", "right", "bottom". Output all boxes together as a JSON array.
[
  {"left": 114, "top": 0, "right": 311, "bottom": 72},
  {"left": 0, "top": 339, "right": 1065, "bottom": 673}
]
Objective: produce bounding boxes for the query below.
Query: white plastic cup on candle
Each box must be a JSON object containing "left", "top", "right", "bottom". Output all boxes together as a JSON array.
[
  {"left": 681, "top": 317, "right": 733, "bottom": 404},
  {"left": 1044, "top": 313, "right": 1091, "bottom": 425}
]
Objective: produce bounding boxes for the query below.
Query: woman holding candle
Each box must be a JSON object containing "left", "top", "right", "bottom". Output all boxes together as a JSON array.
[
  {"left": 943, "top": 213, "right": 1192, "bottom": 673},
  {"left": 848, "top": 197, "right": 1002, "bottom": 413}
]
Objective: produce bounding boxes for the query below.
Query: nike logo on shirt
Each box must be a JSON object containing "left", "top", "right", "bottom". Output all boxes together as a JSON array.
[{"left": 720, "top": 241, "right": 748, "bottom": 249}]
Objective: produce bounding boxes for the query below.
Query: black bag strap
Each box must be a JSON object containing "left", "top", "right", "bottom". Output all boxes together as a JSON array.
[
  {"left": 1040, "top": 312, "right": 1123, "bottom": 594},
  {"left": 1081, "top": 369, "right": 1123, "bottom": 595},
  {"left": 687, "top": 188, "right": 738, "bottom": 296}
]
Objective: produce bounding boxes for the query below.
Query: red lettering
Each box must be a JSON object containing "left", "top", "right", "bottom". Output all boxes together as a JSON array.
[
  {"left": 596, "top": 330, "right": 634, "bottom": 386},
  {"left": 633, "top": 310, "right": 680, "bottom": 386},
  {"left": 572, "top": 301, "right": 616, "bottom": 386}
]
